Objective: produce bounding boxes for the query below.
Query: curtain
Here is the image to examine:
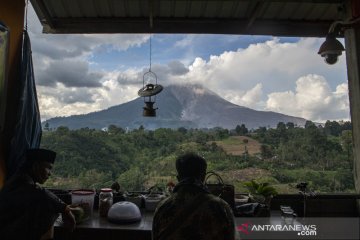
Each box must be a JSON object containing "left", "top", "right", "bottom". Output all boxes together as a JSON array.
[
  {"left": 0, "top": 21, "right": 10, "bottom": 187},
  {"left": 7, "top": 30, "right": 42, "bottom": 178}
]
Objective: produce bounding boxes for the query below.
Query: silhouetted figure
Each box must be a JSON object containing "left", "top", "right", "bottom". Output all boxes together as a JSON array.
[
  {"left": 0, "top": 149, "right": 75, "bottom": 240},
  {"left": 152, "top": 153, "right": 236, "bottom": 240}
]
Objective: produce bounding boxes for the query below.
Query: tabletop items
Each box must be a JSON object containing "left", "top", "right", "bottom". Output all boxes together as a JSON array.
[
  {"left": 99, "top": 188, "right": 113, "bottom": 217},
  {"left": 65, "top": 184, "right": 166, "bottom": 225}
]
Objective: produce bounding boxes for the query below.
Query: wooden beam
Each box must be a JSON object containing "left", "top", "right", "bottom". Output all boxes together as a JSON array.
[{"left": 41, "top": 17, "right": 333, "bottom": 37}]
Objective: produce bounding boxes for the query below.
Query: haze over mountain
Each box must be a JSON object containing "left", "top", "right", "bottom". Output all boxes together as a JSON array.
[{"left": 42, "top": 84, "right": 307, "bottom": 130}]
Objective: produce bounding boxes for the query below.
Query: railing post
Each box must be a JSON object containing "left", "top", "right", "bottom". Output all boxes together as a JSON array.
[{"left": 345, "top": 0, "right": 360, "bottom": 215}]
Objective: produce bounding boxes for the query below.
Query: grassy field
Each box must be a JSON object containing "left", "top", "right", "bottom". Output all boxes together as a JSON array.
[
  {"left": 213, "top": 136, "right": 261, "bottom": 156},
  {"left": 213, "top": 136, "right": 300, "bottom": 193}
]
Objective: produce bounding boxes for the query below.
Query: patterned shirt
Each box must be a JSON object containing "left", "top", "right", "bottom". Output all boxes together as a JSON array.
[{"left": 152, "top": 179, "right": 236, "bottom": 240}]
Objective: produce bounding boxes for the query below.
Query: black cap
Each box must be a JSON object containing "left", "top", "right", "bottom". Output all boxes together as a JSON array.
[{"left": 26, "top": 149, "right": 56, "bottom": 164}]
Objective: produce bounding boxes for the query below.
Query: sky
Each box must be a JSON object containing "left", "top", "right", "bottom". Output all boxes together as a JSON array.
[{"left": 28, "top": 5, "right": 350, "bottom": 123}]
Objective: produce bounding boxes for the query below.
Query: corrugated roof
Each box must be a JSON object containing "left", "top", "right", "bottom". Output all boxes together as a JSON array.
[{"left": 30, "top": 0, "right": 348, "bottom": 37}]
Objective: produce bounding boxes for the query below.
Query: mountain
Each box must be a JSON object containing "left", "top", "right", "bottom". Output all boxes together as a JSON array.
[{"left": 42, "top": 84, "right": 307, "bottom": 130}]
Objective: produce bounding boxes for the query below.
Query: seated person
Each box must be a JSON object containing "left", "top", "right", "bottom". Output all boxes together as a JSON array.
[
  {"left": 0, "top": 148, "right": 75, "bottom": 240},
  {"left": 152, "top": 152, "right": 237, "bottom": 240}
]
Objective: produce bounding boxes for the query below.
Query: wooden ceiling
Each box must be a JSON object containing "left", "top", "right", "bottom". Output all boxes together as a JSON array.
[{"left": 30, "top": 0, "right": 348, "bottom": 37}]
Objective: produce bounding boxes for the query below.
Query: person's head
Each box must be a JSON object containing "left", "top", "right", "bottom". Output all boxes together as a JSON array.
[
  {"left": 25, "top": 149, "right": 56, "bottom": 184},
  {"left": 176, "top": 153, "right": 207, "bottom": 182}
]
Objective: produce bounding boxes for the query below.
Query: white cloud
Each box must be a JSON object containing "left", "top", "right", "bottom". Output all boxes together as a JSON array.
[
  {"left": 176, "top": 38, "right": 345, "bottom": 92},
  {"left": 266, "top": 74, "right": 349, "bottom": 121},
  {"left": 38, "top": 84, "right": 101, "bottom": 120},
  {"left": 174, "top": 35, "right": 195, "bottom": 48},
  {"left": 38, "top": 73, "right": 140, "bottom": 120},
  {"left": 222, "top": 84, "right": 264, "bottom": 109},
  {"left": 239, "top": 83, "right": 263, "bottom": 107},
  {"left": 99, "top": 71, "right": 140, "bottom": 108}
]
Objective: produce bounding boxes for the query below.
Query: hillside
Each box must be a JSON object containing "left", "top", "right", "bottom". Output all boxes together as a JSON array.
[
  {"left": 41, "top": 123, "right": 354, "bottom": 193},
  {"left": 43, "top": 84, "right": 307, "bottom": 130},
  {"left": 213, "top": 136, "right": 261, "bottom": 156}
]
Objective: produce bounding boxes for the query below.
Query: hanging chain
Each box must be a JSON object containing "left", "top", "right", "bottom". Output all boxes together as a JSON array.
[{"left": 149, "top": 34, "right": 152, "bottom": 71}]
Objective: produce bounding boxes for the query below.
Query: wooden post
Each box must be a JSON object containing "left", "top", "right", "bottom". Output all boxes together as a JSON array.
[
  {"left": 345, "top": 0, "right": 360, "bottom": 213},
  {"left": 0, "top": 0, "right": 25, "bottom": 188}
]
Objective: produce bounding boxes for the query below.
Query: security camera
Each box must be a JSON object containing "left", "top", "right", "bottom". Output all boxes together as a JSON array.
[
  {"left": 318, "top": 33, "right": 345, "bottom": 65},
  {"left": 320, "top": 50, "right": 342, "bottom": 65}
]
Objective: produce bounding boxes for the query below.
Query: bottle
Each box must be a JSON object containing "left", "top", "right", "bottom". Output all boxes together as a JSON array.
[{"left": 99, "top": 188, "right": 113, "bottom": 217}]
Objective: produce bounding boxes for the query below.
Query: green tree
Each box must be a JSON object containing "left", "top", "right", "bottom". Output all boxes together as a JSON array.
[
  {"left": 235, "top": 124, "right": 248, "bottom": 135},
  {"left": 305, "top": 120, "right": 316, "bottom": 129},
  {"left": 340, "top": 130, "right": 353, "bottom": 168},
  {"left": 277, "top": 122, "right": 286, "bottom": 131},
  {"left": 44, "top": 122, "right": 50, "bottom": 131},
  {"left": 56, "top": 126, "right": 70, "bottom": 134},
  {"left": 324, "top": 120, "right": 342, "bottom": 136},
  {"left": 177, "top": 127, "right": 187, "bottom": 134},
  {"left": 260, "top": 144, "right": 273, "bottom": 159},
  {"left": 108, "top": 124, "right": 125, "bottom": 134},
  {"left": 286, "top": 122, "right": 295, "bottom": 129},
  {"left": 117, "top": 167, "right": 146, "bottom": 191}
]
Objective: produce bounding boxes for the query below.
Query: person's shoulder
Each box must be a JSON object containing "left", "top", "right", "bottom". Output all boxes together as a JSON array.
[
  {"left": 1, "top": 174, "right": 34, "bottom": 192},
  {"left": 203, "top": 193, "right": 233, "bottom": 215},
  {"left": 205, "top": 193, "right": 231, "bottom": 208},
  {"left": 154, "top": 195, "right": 173, "bottom": 214},
  {"left": 203, "top": 194, "right": 235, "bottom": 226}
]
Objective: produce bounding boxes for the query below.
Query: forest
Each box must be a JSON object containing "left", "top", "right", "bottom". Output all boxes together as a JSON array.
[{"left": 41, "top": 120, "right": 354, "bottom": 194}]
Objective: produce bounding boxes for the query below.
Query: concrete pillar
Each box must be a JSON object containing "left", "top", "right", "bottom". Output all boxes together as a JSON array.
[{"left": 0, "top": 0, "right": 25, "bottom": 188}]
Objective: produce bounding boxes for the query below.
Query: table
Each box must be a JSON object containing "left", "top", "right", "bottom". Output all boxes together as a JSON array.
[{"left": 55, "top": 210, "right": 153, "bottom": 240}]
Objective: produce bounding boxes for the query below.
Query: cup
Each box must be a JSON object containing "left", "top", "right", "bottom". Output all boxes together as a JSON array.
[{"left": 71, "top": 189, "right": 96, "bottom": 218}]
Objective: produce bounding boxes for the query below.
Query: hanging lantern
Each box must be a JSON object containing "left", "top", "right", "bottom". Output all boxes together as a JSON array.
[
  {"left": 138, "top": 71, "right": 163, "bottom": 117},
  {"left": 138, "top": 35, "right": 163, "bottom": 117}
]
